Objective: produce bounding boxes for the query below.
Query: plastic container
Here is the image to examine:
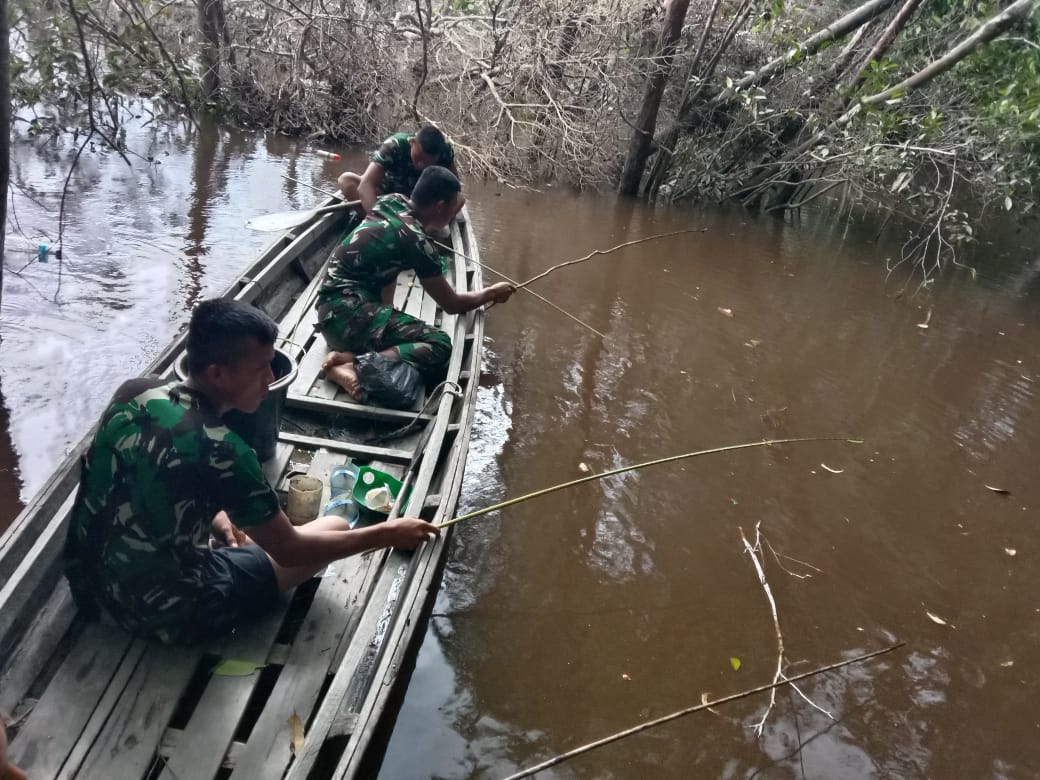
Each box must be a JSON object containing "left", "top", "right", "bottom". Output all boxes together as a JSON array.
[
  {"left": 287, "top": 475, "right": 323, "bottom": 525},
  {"left": 324, "top": 497, "right": 361, "bottom": 526},
  {"left": 329, "top": 465, "right": 358, "bottom": 498},
  {"left": 174, "top": 346, "right": 299, "bottom": 461},
  {"left": 353, "top": 466, "right": 412, "bottom": 522},
  {"left": 316, "top": 150, "right": 342, "bottom": 161}
]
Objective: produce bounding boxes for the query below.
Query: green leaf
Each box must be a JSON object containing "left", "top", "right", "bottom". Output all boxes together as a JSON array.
[
  {"left": 729, "top": 657, "right": 741, "bottom": 671},
  {"left": 213, "top": 659, "right": 265, "bottom": 677}
]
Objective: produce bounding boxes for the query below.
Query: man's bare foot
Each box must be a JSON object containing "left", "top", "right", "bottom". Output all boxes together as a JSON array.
[
  {"left": 322, "top": 350, "right": 354, "bottom": 372},
  {"left": 325, "top": 361, "right": 366, "bottom": 401}
]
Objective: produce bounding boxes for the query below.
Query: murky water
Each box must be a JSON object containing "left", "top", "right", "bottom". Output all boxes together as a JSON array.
[{"left": 4, "top": 114, "right": 1040, "bottom": 778}]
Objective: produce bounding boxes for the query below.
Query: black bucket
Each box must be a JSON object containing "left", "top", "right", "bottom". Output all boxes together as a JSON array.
[{"left": 174, "top": 346, "right": 299, "bottom": 462}]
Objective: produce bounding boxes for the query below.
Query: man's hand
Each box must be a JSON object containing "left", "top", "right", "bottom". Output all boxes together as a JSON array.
[
  {"left": 484, "top": 282, "right": 515, "bottom": 307},
  {"left": 211, "top": 511, "right": 249, "bottom": 548},
  {"left": 383, "top": 516, "right": 440, "bottom": 551}
]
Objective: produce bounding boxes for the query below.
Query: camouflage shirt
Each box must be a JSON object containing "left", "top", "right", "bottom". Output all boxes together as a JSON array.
[
  {"left": 372, "top": 132, "right": 455, "bottom": 197},
  {"left": 317, "top": 194, "right": 446, "bottom": 304},
  {"left": 64, "top": 378, "right": 279, "bottom": 644}
]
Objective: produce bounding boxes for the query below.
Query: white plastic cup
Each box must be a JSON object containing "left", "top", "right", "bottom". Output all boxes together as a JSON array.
[{"left": 287, "top": 475, "right": 323, "bottom": 525}]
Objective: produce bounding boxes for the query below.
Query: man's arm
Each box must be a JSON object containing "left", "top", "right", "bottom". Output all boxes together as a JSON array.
[
  {"left": 246, "top": 508, "right": 437, "bottom": 569},
  {"left": 419, "top": 275, "right": 513, "bottom": 316},
  {"left": 356, "top": 162, "right": 386, "bottom": 212}
]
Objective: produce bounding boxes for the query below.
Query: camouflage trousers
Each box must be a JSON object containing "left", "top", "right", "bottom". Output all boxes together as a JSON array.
[{"left": 317, "top": 293, "right": 452, "bottom": 377}]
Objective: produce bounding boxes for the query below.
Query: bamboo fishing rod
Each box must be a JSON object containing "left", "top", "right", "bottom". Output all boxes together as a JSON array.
[
  {"left": 436, "top": 436, "right": 864, "bottom": 530},
  {"left": 501, "top": 641, "right": 905, "bottom": 780},
  {"left": 428, "top": 239, "right": 607, "bottom": 339},
  {"left": 514, "top": 227, "right": 708, "bottom": 290},
  {"left": 273, "top": 176, "right": 606, "bottom": 338},
  {"left": 282, "top": 173, "right": 342, "bottom": 199}
]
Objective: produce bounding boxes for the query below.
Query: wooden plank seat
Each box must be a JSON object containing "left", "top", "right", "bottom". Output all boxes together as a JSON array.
[{"left": 286, "top": 267, "right": 435, "bottom": 415}]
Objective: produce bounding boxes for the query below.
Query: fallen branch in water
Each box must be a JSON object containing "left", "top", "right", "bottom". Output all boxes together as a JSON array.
[
  {"left": 515, "top": 227, "right": 708, "bottom": 289},
  {"left": 740, "top": 522, "right": 832, "bottom": 736},
  {"left": 501, "top": 641, "right": 905, "bottom": 780},
  {"left": 436, "top": 436, "right": 864, "bottom": 530}
]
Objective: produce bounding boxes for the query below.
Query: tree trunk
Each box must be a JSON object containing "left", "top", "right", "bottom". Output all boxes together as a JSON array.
[
  {"left": 864, "top": 0, "right": 1039, "bottom": 105},
  {"left": 197, "top": 0, "right": 226, "bottom": 99},
  {"left": 618, "top": 0, "right": 691, "bottom": 197},
  {"left": 646, "top": 0, "right": 897, "bottom": 198},
  {"left": 725, "top": 0, "right": 899, "bottom": 100},
  {"left": 645, "top": 0, "right": 756, "bottom": 197},
  {"left": 845, "top": 0, "right": 929, "bottom": 96},
  {"left": 733, "top": 0, "right": 1040, "bottom": 205}
]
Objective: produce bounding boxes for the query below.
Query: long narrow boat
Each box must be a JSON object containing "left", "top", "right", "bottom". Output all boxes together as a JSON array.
[{"left": 0, "top": 198, "right": 486, "bottom": 778}]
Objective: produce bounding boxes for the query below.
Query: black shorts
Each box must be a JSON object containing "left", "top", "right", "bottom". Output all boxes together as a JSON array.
[{"left": 195, "top": 545, "right": 280, "bottom": 638}]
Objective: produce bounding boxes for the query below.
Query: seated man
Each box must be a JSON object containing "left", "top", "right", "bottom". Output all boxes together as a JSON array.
[
  {"left": 63, "top": 299, "right": 438, "bottom": 645},
  {"left": 317, "top": 166, "right": 513, "bottom": 401},
  {"left": 338, "top": 125, "right": 457, "bottom": 213}
]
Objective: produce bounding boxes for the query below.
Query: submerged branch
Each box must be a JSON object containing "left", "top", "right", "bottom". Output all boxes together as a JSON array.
[{"left": 502, "top": 642, "right": 906, "bottom": 780}]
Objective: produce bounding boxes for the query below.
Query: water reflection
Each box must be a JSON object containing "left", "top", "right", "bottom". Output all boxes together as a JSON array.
[
  {"left": 0, "top": 109, "right": 350, "bottom": 501},
  {"left": 382, "top": 186, "right": 1040, "bottom": 779}
]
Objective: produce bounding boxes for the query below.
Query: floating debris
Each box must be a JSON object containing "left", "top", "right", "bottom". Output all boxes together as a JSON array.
[{"left": 925, "top": 611, "right": 949, "bottom": 626}]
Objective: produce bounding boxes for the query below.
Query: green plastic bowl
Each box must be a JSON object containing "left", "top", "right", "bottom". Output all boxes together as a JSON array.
[{"left": 352, "top": 466, "right": 412, "bottom": 521}]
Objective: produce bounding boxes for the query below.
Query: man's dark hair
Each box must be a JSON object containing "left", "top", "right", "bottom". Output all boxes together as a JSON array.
[
  {"left": 411, "top": 166, "right": 461, "bottom": 208},
  {"left": 186, "top": 299, "right": 277, "bottom": 375},
  {"left": 415, "top": 125, "right": 449, "bottom": 157}
]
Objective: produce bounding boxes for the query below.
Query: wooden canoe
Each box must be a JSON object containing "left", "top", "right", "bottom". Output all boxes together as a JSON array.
[{"left": 0, "top": 199, "right": 486, "bottom": 778}]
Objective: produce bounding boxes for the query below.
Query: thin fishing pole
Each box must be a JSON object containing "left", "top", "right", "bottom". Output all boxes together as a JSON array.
[
  {"left": 436, "top": 436, "right": 864, "bottom": 530},
  {"left": 516, "top": 227, "right": 708, "bottom": 290},
  {"left": 430, "top": 239, "right": 607, "bottom": 339},
  {"left": 281, "top": 173, "right": 341, "bottom": 199}
]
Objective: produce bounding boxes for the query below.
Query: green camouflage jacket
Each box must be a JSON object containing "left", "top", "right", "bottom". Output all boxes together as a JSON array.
[
  {"left": 372, "top": 132, "right": 455, "bottom": 196},
  {"left": 64, "top": 378, "right": 279, "bottom": 644},
  {"left": 317, "top": 194, "right": 446, "bottom": 304}
]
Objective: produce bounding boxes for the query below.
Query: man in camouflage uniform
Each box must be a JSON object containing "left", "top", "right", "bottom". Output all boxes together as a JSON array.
[
  {"left": 338, "top": 125, "right": 456, "bottom": 214},
  {"left": 318, "top": 166, "right": 513, "bottom": 401},
  {"left": 64, "top": 299, "right": 437, "bottom": 644}
]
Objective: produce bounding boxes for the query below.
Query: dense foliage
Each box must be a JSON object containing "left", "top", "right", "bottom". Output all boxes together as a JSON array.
[{"left": 6, "top": 0, "right": 1039, "bottom": 274}]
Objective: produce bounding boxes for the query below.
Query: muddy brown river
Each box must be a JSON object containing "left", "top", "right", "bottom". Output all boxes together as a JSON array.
[{"left": 3, "top": 115, "right": 1039, "bottom": 779}]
